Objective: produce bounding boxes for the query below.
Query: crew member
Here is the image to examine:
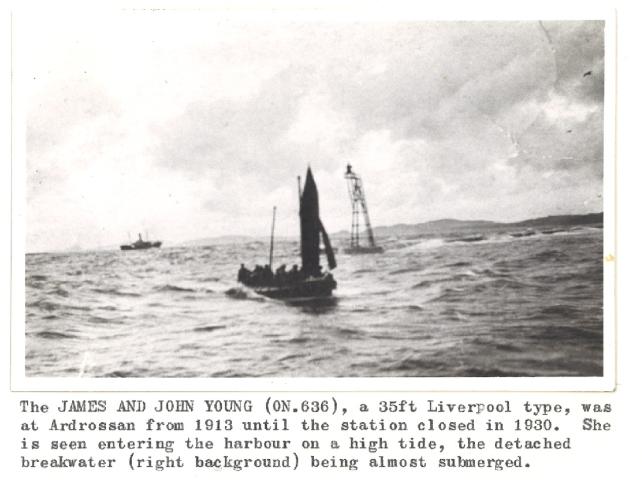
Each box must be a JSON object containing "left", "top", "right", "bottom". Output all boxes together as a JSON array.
[{"left": 237, "top": 264, "right": 249, "bottom": 283}]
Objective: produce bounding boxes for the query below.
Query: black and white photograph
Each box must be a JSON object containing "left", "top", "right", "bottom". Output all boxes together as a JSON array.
[{"left": 22, "top": 13, "right": 607, "bottom": 378}]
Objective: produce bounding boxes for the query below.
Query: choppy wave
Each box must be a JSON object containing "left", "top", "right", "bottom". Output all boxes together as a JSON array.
[
  {"left": 446, "top": 235, "right": 486, "bottom": 243},
  {"left": 154, "top": 284, "right": 196, "bottom": 293},
  {"left": 92, "top": 287, "right": 142, "bottom": 297},
  {"left": 193, "top": 325, "right": 226, "bottom": 332},
  {"left": 26, "top": 226, "right": 603, "bottom": 377},
  {"left": 34, "top": 331, "right": 80, "bottom": 340}
]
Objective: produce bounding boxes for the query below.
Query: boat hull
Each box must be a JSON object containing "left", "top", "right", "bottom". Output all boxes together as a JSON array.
[
  {"left": 120, "top": 242, "right": 162, "bottom": 251},
  {"left": 243, "top": 273, "right": 337, "bottom": 300}
]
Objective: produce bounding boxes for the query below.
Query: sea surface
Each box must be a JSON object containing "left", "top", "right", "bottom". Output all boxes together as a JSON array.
[{"left": 25, "top": 224, "right": 603, "bottom": 377}]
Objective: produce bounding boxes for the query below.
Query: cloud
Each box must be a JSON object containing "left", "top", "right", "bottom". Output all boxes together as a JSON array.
[{"left": 23, "top": 17, "right": 604, "bottom": 252}]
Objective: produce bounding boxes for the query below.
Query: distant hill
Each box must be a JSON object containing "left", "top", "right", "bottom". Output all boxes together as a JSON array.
[
  {"left": 120, "top": 212, "right": 605, "bottom": 249},
  {"left": 367, "top": 219, "right": 499, "bottom": 237},
  {"left": 511, "top": 212, "right": 603, "bottom": 227},
  {"left": 182, "top": 213, "right": 604, "bottom": 245},
  {"left": 365, "top": 212, "right": 603, "bottom": 238},
  {"left": 180, "top": 235, "right": 254, "bottom": 247},
  {"left": 179, "top": 234, "right": 303, "bottom": 247}
]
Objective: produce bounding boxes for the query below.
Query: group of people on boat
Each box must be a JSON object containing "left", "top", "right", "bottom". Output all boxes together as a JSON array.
[{"left": 238, "top": 263, "right": 313, "bottom": 287}]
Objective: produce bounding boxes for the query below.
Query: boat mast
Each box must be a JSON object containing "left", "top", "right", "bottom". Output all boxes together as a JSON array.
[
  {"left": 297, "top": 175, "right": 302, "bottom": 264},
  {"left": 268, "top": 206, "right": 276, "bottom": 270}
]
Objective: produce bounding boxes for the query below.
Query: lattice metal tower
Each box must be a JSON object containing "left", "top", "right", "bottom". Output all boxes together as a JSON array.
[{"left": 344, "top": 164, "right": 377, "bottom": 248}]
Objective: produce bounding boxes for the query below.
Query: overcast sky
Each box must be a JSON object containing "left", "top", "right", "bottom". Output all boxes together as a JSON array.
[{"left": 22, "top": 14, "right": 604, "bottom": 252}]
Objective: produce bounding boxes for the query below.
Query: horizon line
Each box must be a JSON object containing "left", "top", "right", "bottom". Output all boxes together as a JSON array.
[{"left": 25, "top": 211, "right": 604, "bottom": 255}]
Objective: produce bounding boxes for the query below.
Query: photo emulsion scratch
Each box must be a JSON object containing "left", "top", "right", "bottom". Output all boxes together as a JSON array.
[{"left": 23, "top": 18, "right": 605, "bottom": 377}]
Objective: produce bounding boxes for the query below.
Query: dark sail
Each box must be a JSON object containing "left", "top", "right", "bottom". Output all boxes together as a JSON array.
[
  {"left": 299, "top": 168, "right": 320, "bottom": 276},
  {"left": 319, "top": 221, "right": 336, "bottom": 270},
  {"left": 237, "top": 166, "right": 337, "bottom": 299}
]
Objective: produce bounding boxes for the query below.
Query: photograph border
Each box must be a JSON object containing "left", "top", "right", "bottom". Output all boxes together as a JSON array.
[{"left": 10, "top": 4, "right": 617, "bottom": 393}]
